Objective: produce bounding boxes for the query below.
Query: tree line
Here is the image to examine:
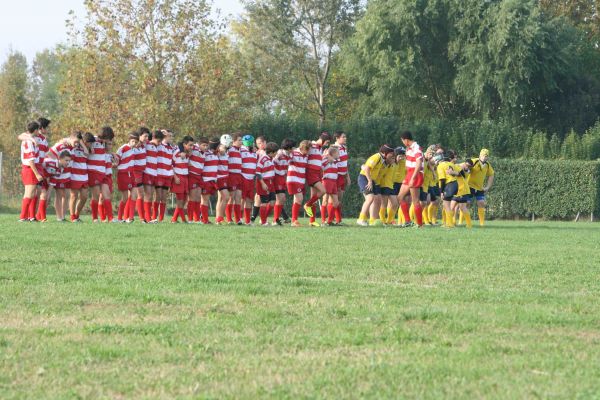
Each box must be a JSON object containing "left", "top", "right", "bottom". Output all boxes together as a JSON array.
[{"left": 2, "top": 0, "right": 600, "bottom": 159}]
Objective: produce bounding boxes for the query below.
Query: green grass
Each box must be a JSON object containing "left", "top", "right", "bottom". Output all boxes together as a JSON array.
[{"left": 1, "top": 214, "right": 600, "bottom": 398}]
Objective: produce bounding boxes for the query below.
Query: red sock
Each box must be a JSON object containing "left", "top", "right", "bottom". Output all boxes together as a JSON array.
[
  {"left": 310, "top": 205, "right": 316, "bottom": 223},
  {"left": 234, "top": 204, "right": 242, "bottom": 223},
  {"left": 118, "top": 200, "right": 126, "bottom": 220},
  {"left": 103, "top": 199, "right": 113, "bottom": 221},
  {"left": 152, "top": 201, "right": 159, "bottom": 220},
  {"left": 36, "top": 199, "right": 47, "bottom": 220},
  {"left": 266, "top": 204, "right": 272, "bottom": 218},
  {"left": 225, "top": 203, "right": 232, "bottom": 222},
  {"left": 159, "top": 202, "right": 166, "bottom": 221},
  {"left": 306, "top": 194, "right": 319, "bottom": 207},
  {"left": 98, "top": 201, "right": 105, "bottom": 221},
  {"left": 259, "top": 205, "right": 268, "bottom": 224},
  {"left": 127, "top": 198, "right": 135, "bottom": 220},
  {"left": 292, "top": 203, "right": 300, "bottom": 222},
  {"left": 321, "top": 205, "right": 327, "bottom": 223},
  {"left": 181, "top": 206, "right": 188, "bottom": 223},
  {"left": 216, "top": 216, "right": 223, "bottom": 223},
  {"left": 414, "top": 203, "right": 423, "bottom": 226},
  {"left": 187, "top": 201, "right": 194, "bottom": 221},
  {"left": 201, "top": 205, "right": 209, "bottom": 223},
  {"left": 172, "top": 207, "right": 180, "bottom": 222},
  {"left": 90, "top": 200, "right": 99, "bottom": 220},
  {"left": 273, "top": 204, "right": 282, "bottom": 221},
  {"left": 327, "top": 203, "right": 334, "bottom": 223},
  {"left": 244, "top": 207, "right": 251, "bottom": 224},
  {"left": 143, "top": 201, "right": 152, "bottom": 222},
  {"left": 400, "top": 201, "right": 411, "bottom": 222},
  {"left": 70, "top": 214, "right": 77, "bottom": 221},
  {"left": 136, "top": 198, "right": 144, "bottom": 221},
  {"left": 335, "top": 206, "right": 342, "bottom": 223},
  {"left": 28, "top": 196, "right": 37, "bottom": 219},
  {"left": 20, "top": 198, "right": 31, "bottom": 220}
]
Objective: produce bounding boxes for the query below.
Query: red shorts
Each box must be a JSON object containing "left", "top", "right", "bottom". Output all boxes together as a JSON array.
[
  {"left": 70, "top": 180, "right": 88, "bottom": 190},
  {"left": 228, "top": 173, "right": 242, "bottom": 191},
  {"left": 337, "top": 175, "right": 347, "bottom": 191},
  {"left": 202, "top": 180, "right": 217, "bottom": 195},
  {"left": 217, "top": 177, "right": 228, "bottom": 191},
  {"left": 132, "top": 170, "right": 144, "bottom": 186},
  {"left": 256, "top": 178, "right": 274, "bottom": 196},
  {"left": 171, "top": 175, "right": 189, "bottom": 195},
  {"left": 88, "top": 172, "right": 104, "bottom": 187},
  {"left": 287, "top": 182, "right": 304, "bottom": 196},
  {"left": 306, "top": 169, "right": 322, "bottom": 186},
  {"left": 188, "top": 174, "right": 203, "bottom": 191},
  {"left": 117, "top": 171, "right": 132, "bottom": 191},
  {"left": 403, "top": 171, "right": 424, "bottom": 188},
  {"left": 274, "top": 175, "right": 286, "bottom": 192},
  {"left": 21, "top": 166, "right": 39, "bottom": 186},
  {"left": 241, "top": 178, "right": 255, "bottom": 200},
  {"left": 156, "top": 176, "right": 172, "bottom": 188},
  {"left": 323, "top": 179, "right": 338, "bottom": 195},
  {"left": 52, "top": 179, "right": 70, "bottom": 190},
  {"left": 142, "top": 173, "right": 156, "bottom": 186},
  {"left": 104, "top": 175, "right": 113, "bottom": 193}
]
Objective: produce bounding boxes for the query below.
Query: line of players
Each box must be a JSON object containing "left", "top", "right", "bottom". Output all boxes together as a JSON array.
[
  {"left": 17, "top": 119, "right": 352, "bottom": 226},
  {"left": 356, "top": 131, "right": 495, "bottom": 228}
]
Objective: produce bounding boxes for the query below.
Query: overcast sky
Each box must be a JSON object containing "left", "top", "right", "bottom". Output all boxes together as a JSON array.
[{"left": 0, "top": 0, "right": 244, "bottom": 65}]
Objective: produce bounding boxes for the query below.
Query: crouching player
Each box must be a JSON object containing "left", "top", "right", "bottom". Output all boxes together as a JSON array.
[
  {"left": 255, "top": 142, "right": 278, "bottom": 226},
  {"left": 447, "top": 159, "right": 474, "bottom": 228},
  {"left": 41, "top": 151, "right": 73, "bottom": 221}
]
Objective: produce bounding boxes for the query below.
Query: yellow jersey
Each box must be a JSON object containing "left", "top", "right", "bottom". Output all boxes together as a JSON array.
[
  {"left": 393, "top": 159, "right": 406, "bottom": 183},
  {"left": 422, "top": 165, "right": 434, "bottom": 191},
  {"left": 437, "top": 161, "right": 451, "bottom": 186},
  {"left": 360, "top": 153, "right": 386, "bottom": 183},
  {"left": 380, "top": 163, "right": 396, "bottom": 189},
  {"left": 449, "top": 163, "right": 471, "bottom": 196},
  {"left": 468, "top": 158, "right": 494, "bottom": 191}
]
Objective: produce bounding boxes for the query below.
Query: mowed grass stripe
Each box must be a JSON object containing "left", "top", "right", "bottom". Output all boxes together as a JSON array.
[{"left": 1, "top": 215, "right": 600, "bottom": 398}]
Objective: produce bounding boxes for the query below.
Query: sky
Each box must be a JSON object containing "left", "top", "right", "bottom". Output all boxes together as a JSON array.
[{"left": 0, "top": 0, "right": 244, "bottom": 65}]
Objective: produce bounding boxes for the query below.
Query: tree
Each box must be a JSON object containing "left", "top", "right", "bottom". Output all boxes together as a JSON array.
[
  {"left": 31, "top": 48, "right": 66, "bottom": 119},
  {"left": 0, "top": 51, "right": 30, "bottom": 156},
  {"left": 237, "top": 0, "right": 363, "bottom": 125}
]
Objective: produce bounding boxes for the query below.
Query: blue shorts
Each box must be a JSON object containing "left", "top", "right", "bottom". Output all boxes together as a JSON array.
[
  {"left": 470, "top": 188, "right": 485, "bottom": 201},
  {"left": 381, "top": 186, "right": 394, "bottom": 196},
  {"left": 358, "top": 174, "right": 381, "bottom": 195},
  {"left": 393, "top": 182, "right": 401, "bottom": 196},
  {"left": 453, "top": 194, "right": 472, "bottom": 204},
  {"left": 428, "top": 186, "right": 440, "bottom": 201},
  {"left": 443, "top": 181, "right": 458, "bottom": 201},
  {"left": 419, "top": 188, "right": 429, "bottom": 202}
]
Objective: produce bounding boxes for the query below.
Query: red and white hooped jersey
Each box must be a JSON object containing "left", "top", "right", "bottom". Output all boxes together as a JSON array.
[
  {"left": 189, "top": 144, "right": 204, "bottom": 176},
  {"left": 144, "top": 142, "right": 159, "bottom": 177},
  {"left": 405, "top": 141, "right": 424, "bottom": 175},
  {"left": 273, "top": 150, "right": 291, "bottom": 177},
  {"left": 133, "top": 145, "right": 147, "bottom": 172},
  {"left": 105, "top": 153, "right": 113, "bottom": 176},
  {"left": 116, "top": 144, "right": 135, "bottom": 172},
  {"left": 217, "top": 153, "right": 229, "bottom": 180},
  {"left": 322, "top": 156, "right": 338, "bottom": 180},
  {"left": 286, "top": 150, "right": 307, "bottom": 185},
  {"left": 240, "top": 146, "right": 257, "bottom": 180},
  {"left": 157, "top": 142, "right": 176, "bottom": 178},
  {"left": 172, "top": 149, "right": 189, "bottom": 176},
  {"left": 70, "top": 145, "right": 88, "bottom": 183},
  {"left": 42, "top": 157, "right": 63, "bottom": 179},
  {"left": 49, "top": 142, "right": 73, "bottom": 181},
  {"left": 34, "top": 133, "right": 49, "bottom": 162},
  {"left": 227, "top": 146, "right": 242, "bottom": 175},
  {"left": 203, "top": 150, "right": 219, "bottom": 182},
  {"left": 337, "top": 144, "right": 348, "bottom": 176},
  {"left": 307, "top": 142, "right": 323, "bottom": 171},
  {"left": 87, "top": 138, "right": 106, "bottom": 175},
  {"left": 257, "top": 154, "right": 275, "bottom": 180},
  {"left": 21, "top": 140, "right": 38, "bottom": 166}
]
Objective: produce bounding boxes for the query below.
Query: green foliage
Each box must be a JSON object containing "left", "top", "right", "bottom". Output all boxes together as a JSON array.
[
  {"left": 487, "top": 159, "right": 600, "bottom": 219},
  {"left": 0, "top": 51, "right": 30, "bottom": 156}
]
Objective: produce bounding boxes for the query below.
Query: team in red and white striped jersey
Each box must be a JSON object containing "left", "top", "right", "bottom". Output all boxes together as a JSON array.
[
  {"left": 156, "top": 140, "right": 176, "bottom": 187},
  {"left": 321, "top": 146, "right": 342, "bottom": 225},
  {"left": 69, "top": 144, "right": 89, "bottom": 189},
  {"left": 34, "top": 133, "right": 49, "bottom": 165},
  {"left": 87, "top": 139, "right": 107, "bottom": 186},
  {"left": 397, "top": 132, "right": 425, "bottom": 227},
  {"left": 217, "top": 150, "right": 229, "bottom": 188},
  {"left": 404, "top": 141, "right": 424, "bottom": 186},
  {"left": 49, "top": 142, "right": 73, "bottom": 188},
  {"left": 286, "top": 149, "right": 307, "bottom": 188},
  {"left": 143, "top": 140, "right": 158, "bottom": 182},
  {"left": 254, "top": 142, "right": 279, "bottom": 225}
]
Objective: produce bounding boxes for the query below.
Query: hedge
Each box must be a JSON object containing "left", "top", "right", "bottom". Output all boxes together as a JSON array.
[{"left": 336, "top": 159, "right": 600, "bottom": 220}]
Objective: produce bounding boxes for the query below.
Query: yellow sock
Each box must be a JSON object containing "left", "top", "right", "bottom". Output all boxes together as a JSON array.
[
  {"left": 422, "top": 207, "right": 430, "bottom": 224},
  {"left": 440, "top": 209, "right": 446, "bottom": 226},
  {"left": 429, "top": 204, "right": 438, "bottom": 224},
  {"left": 458, "top": 210, "right": 464, "bottom": 225},
  {"left": 379, "top": 208, "right": 386, "bottom": 222},
  {"left": 399, "top": 211, "right": 405, "bottom": 224},
  {"left": 369, "top": 217, "right": 378, "bottom": 225},
  {"left": 386, "top": 207, "right": 395, "bottom": 224},
  {"left": 452, "top": 211, "right": 457, "bottom": 225},
  {"left": 465, "top": 213, "right": 472, "bottom": 228},
  {"left": 447, "top": 211, "right": 455, "bottom": 227},
  {"left": 478, "top": 207, "right": 485, "bottom": 226},
  {"left": 409, "top": 204, "right": 415, "bottom": 222},
  {"left": 359, "top": 212, "right": 368, "bottom": 221}
]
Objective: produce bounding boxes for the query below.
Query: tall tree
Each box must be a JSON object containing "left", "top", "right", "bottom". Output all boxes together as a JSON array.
[
  {"left": 31, "top": 48, "right": 66, "bottom": 119},
  {"left": 0, "top": 51, "right": 30, "bottom": 156},
  {"left": 238, "top": 0, "right": 363, "bottom": 125}
]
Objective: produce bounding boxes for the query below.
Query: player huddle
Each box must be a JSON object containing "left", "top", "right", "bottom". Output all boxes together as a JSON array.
[
  {"left": 17, "top": 119, "right": 352, "bottom": 226},
  {"left": 356, "top": 131, "right": 495, "bottom": 228}
]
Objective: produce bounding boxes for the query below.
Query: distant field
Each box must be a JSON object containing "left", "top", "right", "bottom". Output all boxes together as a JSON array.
[{"left": 1, "top": 215, "right": 599, "bottom": 398}]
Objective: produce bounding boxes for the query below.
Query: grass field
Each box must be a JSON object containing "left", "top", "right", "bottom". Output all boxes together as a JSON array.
[{"left": 1, "top": 214, "right": 600, "bottom": 398}]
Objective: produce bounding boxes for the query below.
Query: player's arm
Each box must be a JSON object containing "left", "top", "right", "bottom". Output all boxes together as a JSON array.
[
  {"left": 361, "top": 165, "right": 373, "bottom": 191},
  {"left": 17, "top": 132, "right": 33, "bottom": 142},
  {"left": 484, "top": 175, "right": 494, "bottom": 192},
  {"left": 29, "top": 159, "right": 43, "bottom": 182}
]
